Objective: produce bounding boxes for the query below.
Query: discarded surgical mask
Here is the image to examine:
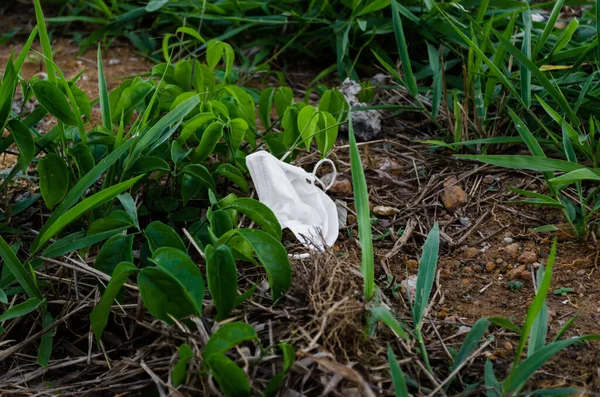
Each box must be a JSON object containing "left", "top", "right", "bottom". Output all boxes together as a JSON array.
[{"left": 246, "top": 151, "right": 338, "bottom": 256}]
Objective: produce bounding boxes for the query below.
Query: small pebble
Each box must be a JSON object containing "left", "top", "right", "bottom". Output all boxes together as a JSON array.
[
  {"left": 503, "top": 237, "right": 514, "bottom": 244},
  {"left": 518, "top": 251, "right": 537, "bottom": 264}
]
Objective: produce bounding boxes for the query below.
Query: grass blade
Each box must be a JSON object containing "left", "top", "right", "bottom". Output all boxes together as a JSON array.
[
  {"left": 532, "top": 0, "right": 565, "bottom": 59},
  {"left": 412, "top": 222, "right": 439, "bottom": 325},
  {"left": 348, "top": 113, "right": 374, "bottom": 301},
  {"left": 33, "top": 0, "right": 55, "bottom": 82},
  {"left": 97, "top": 45, "right": 112, "bottom": 130},
  {"left": 521, "top": 7, "right": 532, "bottom": 107},
  {"left": 391, "top": 0, "right": 417, "bottom": 97},
  {"left": 457, "top": 155, "right": 585, "bottom": 173},
  {"left": 387, "top": 344, "right": 409, "bottom": 397}
]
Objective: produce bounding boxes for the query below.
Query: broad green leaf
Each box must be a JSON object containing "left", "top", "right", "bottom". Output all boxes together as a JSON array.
[
  {"left": 318, "top": 90, "right": 348, "bottom": 122},
  {"left": 71, "top": 143, "right": 95, "bottom": 175},
  {"left": 151, "top": 247, "right": 204, "bottom": 317},
  {"left": 412, "top": 222, "right": 439, "bottom": 324},
  {"left": 172, "top": 343, "right": 194, "bottom": 387},
  {"left": 70, "top": 83, "right": 91, "bottom": 121},
  {"left": 298, "top": 105, "right": 319, "bottom": 150},
  {"left": 203, "top": 322, "right": 258, "bottom": 358},
  {"left": 32, "top": 80, "right": 77, "bottom": 125},
  {"left": 90, "top": 262, "right": 138, "bottom": 342},
  {"left": 388, "top": 344, "right": 409, "bottom": 397},
  {"left": 0, "top": 288, "right": 7, "bottom": 304},
  {"left": 229, "top": 118, "right": 248, "bottom": 150},
  {"left": 177, "top": 112, "right": 215, "bottom": 145},
  {"left": 282, "top": 104, "right": 304, "bottom": 148},
  {"left": 145, "top": 221, "right": 187, "bottom": 253},
  {"left": 274, "top": 87, "right": 294, "bottom": 118},
  {"left": 208, "top": 210, "right": 233, "bottom": 239},
  {"left": 215, "top": 163, "right": 248, "bottom": 193},
  {"left": 206, "top": 245, "right": 238, "bottom": 321},
  {"left": 176, "top": 26, "right": 205, "bottom": 44},
  {"left": 95, "top": 234, "right": 134, "bottom": 275},
  {"left": 8, "top": 120, "right": 34, "bottom": 172},
  {"left": 357, "top": 0, "right": 390, "bottom": 16},
  {"left": 218, "top": 229, "right": 291, "bottom": 301},
  {"left": 38, "top": 153, "right": 69, "bottom": 210},
  {"left": 194, "top": 121, "right": 224, "bottom": 162},
  {"left": 138, "top": 267, "right": 198, "bottom": 323},
  {"left": 181, "top": 164, "right": 217, "bottom": 193},
  {"left": 33, "top": 174, "right": 144, "bottom": 252},
  {"left": 131, "top": 156, "right": 170, "bottom": 174},
  {"left": 258, "top": 87, "right": 275, "bottom": 129},
  {"left": 206, "top": 353, "right": 251, "bottom": 397},
  {"left": 230, "top": 198, "right": 282, "bottom": 240},
  {"left": 316, "top": 111, "right": 338, "bottom": 157},
  {"left": 224, "top": 86, "right": 254, "bottom": 126},
  {"left": 171, "top": 140, "right": 190, "bottom": 165},
  {"left": 369, "top": 306, "right": 410, "bottom": 341},
  {"left": 0, "top": 297, "right": 42, "bottom": 323}
]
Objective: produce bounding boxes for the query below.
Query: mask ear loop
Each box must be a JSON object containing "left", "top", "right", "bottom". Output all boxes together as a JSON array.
[{"left": 312, "top": 158, "right": 337, "bottom": 191}]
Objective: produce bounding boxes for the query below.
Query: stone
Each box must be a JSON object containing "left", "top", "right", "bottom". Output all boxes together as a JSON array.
[
  {"left": 339, "top": 78, "right": 381, "bottom": 141},
  {"left": 329, "top": 178, "right": 353, "bottom": 195},
  {"left": 375, "top": 158, "right": 403, "bottom": 176},
  {"left": 518, "top": 251, "right": 537, "bottom": 264},
  {"left": 503, "top": 237, "right": 514, "bottom": 244},
  {"left": 373, "top": 205, "right": 401, "bottom": 216},
  {"left": 505, "top": 243, "right": 520, "bottom": 258},
  {"left": 486, "top": 262, "right": 496, "bottom": 272},
  {"left": 507, "top": 265, "right": 527, "bottom": 280},
  {"left": 440, "top": 177, "right": 469, "bottom": 212}
]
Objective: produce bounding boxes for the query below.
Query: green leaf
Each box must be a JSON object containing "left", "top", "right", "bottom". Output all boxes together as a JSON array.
[
  {"left": 258, "top": 87, "right": 275, "bottom": 130},
  {"left": 131, "top": 156, "right": 170, "bottom": 174},
  {"left": 229, "top": 118, "right": 248, "bottom": 150},
  {"left": 126, "top": 94, "right": 200, "bottom": 169},
  {"left": 369, "top": 306, "right": 410, "bottom": 341},
  {"left": 357, "top": 0, "right": 390, "bottom": 16},
  {"left": 297, "top": 105, "right": 320, "bottom": 150},
  {"left": 31, "top": 139, "right": 136, "bottom": 253},
  {"left": 0, "top": 288, "right": 7, "bottom": 304},
  {"left": 138, "top": 267, "right": 198, "bottom": 323},
  {"left": 97, "top": 46, "right": 111, "bottom": 129},
  {"left": 95, "top": 234, "right": 134, "bottom": 275},
  {"left": 451, "top": 319, "right": 490, "bottom": 372},
  {"left": 181, "top": 164, "right": 217, "bottom": 193},
  {"left": 488, "top": 317, "right": 522, "bottom": 335},
  {"left": 457, "top": 155, "right": 585, "bottom": 173},
  {"left": 208, "top": 210, "right": 233, "bottom": 239},
  {"left": 282, "top": 104, "right": 304, "bottom": 148},
  {"left": 263, "top": 343, "right": 296, "bottom": 397},
  {"left": 0, "top": 297, "right": 42, "bottom": 323},
  {"left": 215, "top": 163, "right": 248, "bottom": 193},
  {"left": 316, "top": 111, "right": 338, "bottom": 157},
  {"left": 203, "top": 322, "right": 258, "bottom": 358},
  {"left": 412, "top": 222, "right": 439, "bottom": 325},
  {"left": 8, "top": 120, "right": 34, "bottom": 172},
  {"left": 171, "top": 140, "right": 190, "bottom": 165},
  {"left": 274, "top": 87, "right": 294, "bottom": 119},
  {"left": 349, "top": 113, "right": 374, "bottom": 300},
  {"left": 38, "top": 153, "right": 69, "bottom": 210},
  {"left": 206, "top": 245, "right": 238, "bottom": 321},
  {"left": 90, "top": 262, "right": 138, "bottom": 342},
  {"left": 117, "top": 193, "right": 139, "bottom": 230},
  {"left": 177, "top": 112, "right": 215, "bottom": 145},
  {"left": 391, "top": 0, "right": 417, "bottom": 97},
  {"left": 512, "top": 241, "right": 557, "bottom": 372},
  {"left": 42, "top": 224, "right": 129, "bottom": 259},
  {"left": 206, "top": 353, "right": 251, "bottom": 397},
  {"left": 529, "top": 264, "right": 549, "bottom": 357},
  {"left": 146, "top": 0, "right": 169, "bottom": 12},
  {"left": 318, "top": 90, "right": 348, "bottom": 122},
  {"left": 503, "top": 338, "right": 580, "bottom": 393},
  {"left": 145, "top": 221, "right": 187, "bottom": 253},
  {"left": 33, "top": 174, "right": 144, "bottom": 252},
  {"left": 151, "top": 247, "right": 204, "bottom": 317},
  {"left": 194, "top": 121, "right": 224, "bottom": 162},
  {"left": 218, "top": 229, "right": 291, "bottom": 301},
  {"left": 550, "top": 168, "right": 600, "bottom": 185},
  {"left": 172, "top": 343, "right": 194, "bottom": 387},
  {"left": 387, "top": 344, "right": 409, "bottom": 397},
  {"left": 71, "top": 143, "right": 95, "bottom": 175},
  {"left": 484, "top": 360, "right": 502, "bottom": 397},
  {"left": 426, "top": 43, "right": 442, "bottom": 120},
  {"left": 32, "top": 80, "right": 77, "bottom": 125},
  {"left": 230, "top": 198, "right": 282, "bottom": 240}
]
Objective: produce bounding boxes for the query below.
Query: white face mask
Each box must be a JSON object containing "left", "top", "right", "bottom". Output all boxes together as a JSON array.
[{"left": 246, "top": 151, "right": 339, "bottom": 256}]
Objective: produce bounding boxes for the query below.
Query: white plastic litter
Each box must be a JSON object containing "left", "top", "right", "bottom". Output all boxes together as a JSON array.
[{"left": 246, "top": 151, "right": 339, "bottom": 257}]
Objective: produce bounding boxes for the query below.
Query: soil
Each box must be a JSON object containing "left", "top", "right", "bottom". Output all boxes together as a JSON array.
[{"left": 1, "top": 15, "right": 600, "bottom": 396}]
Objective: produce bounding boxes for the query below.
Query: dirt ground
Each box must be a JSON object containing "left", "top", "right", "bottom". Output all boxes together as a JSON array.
[{"left": 1, "top": 16, "right": 600, "bottom": 396}]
